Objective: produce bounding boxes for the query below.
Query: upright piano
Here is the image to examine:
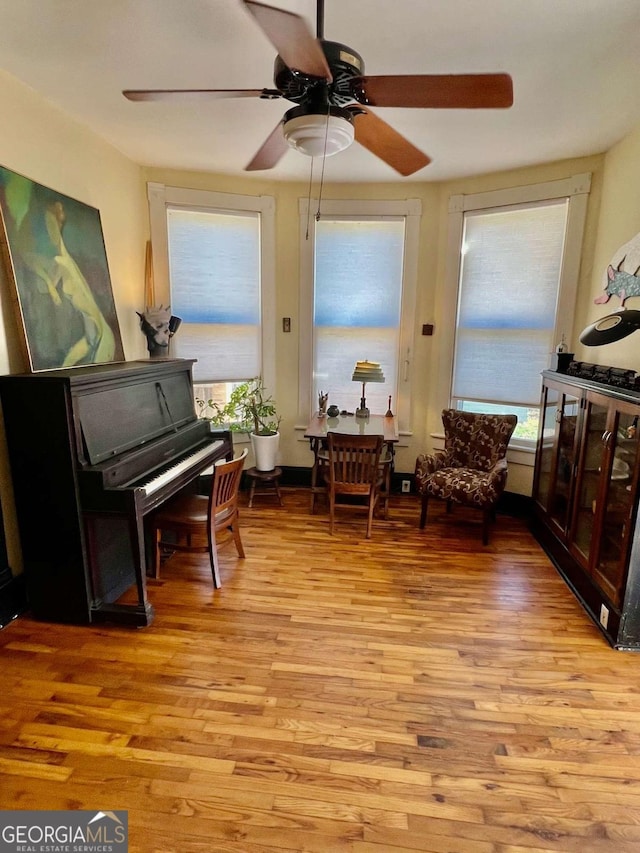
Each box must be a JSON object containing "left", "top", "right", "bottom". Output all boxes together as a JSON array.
[{"left": 0, "top": 359, "right": 231, "bottom": 627}]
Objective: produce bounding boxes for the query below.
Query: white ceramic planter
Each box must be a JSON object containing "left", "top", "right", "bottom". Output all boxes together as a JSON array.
[{"left": 250, "top": 431, "right": 280, "bottom": 472}]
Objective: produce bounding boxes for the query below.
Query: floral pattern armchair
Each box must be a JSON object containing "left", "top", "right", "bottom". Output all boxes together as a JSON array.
[{"left": 415, "top": 409, "right": 518, "bottom": 544}]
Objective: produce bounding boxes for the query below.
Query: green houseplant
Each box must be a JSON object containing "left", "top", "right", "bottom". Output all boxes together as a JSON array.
[{"left": 197, "top": 378, "right": 281, "bottom": 471}]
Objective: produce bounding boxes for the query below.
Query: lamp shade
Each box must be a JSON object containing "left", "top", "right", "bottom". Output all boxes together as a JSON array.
[{"left": 352, "top": 360, "right": 385, "bottom": 384}]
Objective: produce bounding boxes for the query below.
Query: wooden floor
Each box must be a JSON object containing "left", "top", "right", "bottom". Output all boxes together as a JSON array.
[{"left": 2, "top": 489, "right": 640, "bottom": 853}]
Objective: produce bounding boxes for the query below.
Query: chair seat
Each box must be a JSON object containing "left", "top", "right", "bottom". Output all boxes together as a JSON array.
[
  {"left": 150, "top": 448, "right": 247, "bottom": 586},
  {"left": 156, "top": 493, "right": 206, "bottom": 526},
  {"left": 423, "top": 467, "right": 503, "bottom": 508},
  {"left": 157, "top": 493, "right": 236, "bottom": 527}
]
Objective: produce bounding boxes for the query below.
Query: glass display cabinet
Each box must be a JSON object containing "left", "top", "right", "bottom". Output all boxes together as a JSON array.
[{"left": 532, "top": 370, "right": 640, "bottom": 650}]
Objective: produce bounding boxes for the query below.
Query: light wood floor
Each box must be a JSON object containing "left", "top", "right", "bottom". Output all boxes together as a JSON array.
[{"left": 2, "top": 489, "right": 640, "bottom": 853}]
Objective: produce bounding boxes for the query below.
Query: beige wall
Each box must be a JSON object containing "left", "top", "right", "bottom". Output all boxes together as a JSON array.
[
  {"left": 1, "top": 66, "right": 640, "bottom": 572},
  {"left": 574, "top": 122, "right": 640, "bottom": 370},
  {"left": 0, "top": 71, "right": 148, "bottom": 572},
  {"left": 145, "top": 154, "right": 605, "bottom": 493}
]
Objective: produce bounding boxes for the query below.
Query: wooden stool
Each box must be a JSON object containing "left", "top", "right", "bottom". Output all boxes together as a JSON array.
[{"left": 246, "top": 466, "right": 283, "bottom": 508}]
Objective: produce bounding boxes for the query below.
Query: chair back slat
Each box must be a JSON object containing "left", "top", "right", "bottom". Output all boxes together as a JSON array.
[
  {"left": 210, "top": 448, "right": 248, "bottom": 517},
  {"left": 327, "top": 433, "right": 383, "bottom": 491}
]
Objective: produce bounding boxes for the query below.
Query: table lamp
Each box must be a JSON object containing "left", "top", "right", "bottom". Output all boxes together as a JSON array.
[{"left": 352, "top": 360, "right": 385, "bottom": 418}]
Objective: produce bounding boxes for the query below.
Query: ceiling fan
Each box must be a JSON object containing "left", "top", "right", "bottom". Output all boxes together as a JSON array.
[{"left": 123, "top": 0, "right": 513, "bottom": 176}]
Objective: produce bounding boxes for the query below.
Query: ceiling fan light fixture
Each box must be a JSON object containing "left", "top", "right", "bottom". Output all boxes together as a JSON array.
[{"left": 283, "top": 107, "right": 354, "bottom": 158}]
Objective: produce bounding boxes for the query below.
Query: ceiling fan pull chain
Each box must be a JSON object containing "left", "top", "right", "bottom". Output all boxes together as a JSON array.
[
  {"left": 314, "top": 109, "right": 331, "bottom": 222},
  {"left": 305, "top": 156, "right": 316, "bottom": 240}
]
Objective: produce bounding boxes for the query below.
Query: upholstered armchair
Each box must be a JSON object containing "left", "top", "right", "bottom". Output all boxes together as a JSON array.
[{"left": 415, "top": 409, "right": 517, "bottom": 544}]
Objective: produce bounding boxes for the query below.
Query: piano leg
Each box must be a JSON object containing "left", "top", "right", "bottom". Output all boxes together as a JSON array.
[{"left": 84, "top": 499, "right": 155, "bottom": 627}]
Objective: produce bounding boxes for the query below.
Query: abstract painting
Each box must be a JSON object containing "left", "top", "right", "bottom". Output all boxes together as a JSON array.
[{"left": 0, "top": 165, "right": 124, "bottom": 371}]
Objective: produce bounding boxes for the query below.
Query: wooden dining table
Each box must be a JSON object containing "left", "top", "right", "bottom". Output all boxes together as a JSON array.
[{"left": 304, "top": 413, "right": 399, "bottom": 513}]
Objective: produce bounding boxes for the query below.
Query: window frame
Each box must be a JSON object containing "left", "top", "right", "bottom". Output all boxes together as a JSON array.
[
  {"left": 298, "top": 197, "right": 421, "bottom": 433},
  {"left": 442, "top": 173, "right": 591, "bottom": 451},
  {"left": 147, "top": 182, "right": 276, "bottom": 392}
]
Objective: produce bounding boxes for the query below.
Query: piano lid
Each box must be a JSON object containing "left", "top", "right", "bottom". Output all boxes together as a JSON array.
[{"left": 77, "top": 368, "right": 198, "bottom": 465}]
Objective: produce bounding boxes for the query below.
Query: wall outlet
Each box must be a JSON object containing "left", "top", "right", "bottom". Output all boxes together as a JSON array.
[
  {"left": 599, "top": 604, "right": 609, "bottom": 629},
  {"left": 401, "top": 479, "right": 411, "bottom": 493}
]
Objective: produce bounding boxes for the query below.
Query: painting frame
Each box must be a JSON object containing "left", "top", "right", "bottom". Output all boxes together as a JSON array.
[{"left": 0, "top": 165, "right": 124, "bottom": 372}]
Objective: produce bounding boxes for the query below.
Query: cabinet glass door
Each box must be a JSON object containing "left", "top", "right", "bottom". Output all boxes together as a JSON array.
[
  {"left": 547, "top": 390, "right": 580, "bottom": 535},
  {"left": 572, "top": 398, "right": 609, "bottom": 566},
  {"left": 592, "top": 408, "right": 640, "bottom": 607},
  {"left": 534, "top": 385, "right": 558, "bottom": 512}
]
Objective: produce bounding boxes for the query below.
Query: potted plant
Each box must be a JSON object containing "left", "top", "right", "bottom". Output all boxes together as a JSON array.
[{"left": 197, "top": 377, "right": 281, "bottom": 472}]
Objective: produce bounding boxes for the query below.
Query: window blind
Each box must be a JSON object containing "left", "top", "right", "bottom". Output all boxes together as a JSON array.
[
  {"left": 453, "top": 200, "right": 568, "bottom": 408},
  {"left": 314, "top": 218, "right": 404, "bottom": 414},
  {"left": 166, "top": 206, "right": 261, "bottom": 384}
]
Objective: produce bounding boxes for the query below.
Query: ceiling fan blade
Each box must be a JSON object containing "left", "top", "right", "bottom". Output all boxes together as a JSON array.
[
  {"left": 123, "top": 88, "right": 273, "bottom": 102},
  {"left": 245, "top": 122, "right": 288, "bottom": 171},
  {"left": 357, "top": 73, "right": 513, "bottom": 109},
  {"left": 352, "top": 107, "right": 431, "bottom": 176},
  {"left": 243, "top": 0, "right": 332, "bottom": 81}
]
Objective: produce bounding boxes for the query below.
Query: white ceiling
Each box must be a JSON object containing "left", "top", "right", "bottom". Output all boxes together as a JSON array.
[{"left": 1, "top": 0, "right": 640, "bottom": 183}]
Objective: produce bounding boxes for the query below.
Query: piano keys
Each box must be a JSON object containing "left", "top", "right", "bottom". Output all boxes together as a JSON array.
[{"left": 0, "top": 359, "right": 232, "bottom": 627}]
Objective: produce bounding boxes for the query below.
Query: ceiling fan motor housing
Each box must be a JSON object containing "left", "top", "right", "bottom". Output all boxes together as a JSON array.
[{"left": 274, "top": 40, "right": 364, "bottom": 107}]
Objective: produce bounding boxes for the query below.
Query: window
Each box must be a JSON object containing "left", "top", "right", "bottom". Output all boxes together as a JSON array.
[
  {"left": 147, "top": 183, "right": 275, "bottom": 411},
  {"left": 299, "top": 199, "right": 421, "bottom": 431},
  {"left": 446, "top": 174, "right": 591, "bottom": 446}
]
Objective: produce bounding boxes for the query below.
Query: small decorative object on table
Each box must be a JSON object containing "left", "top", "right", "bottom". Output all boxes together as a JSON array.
[
  {"left": 385, "top": 396, "right": 393, "bottom": 417},
  {"left": 318, "top": 390, "right": 328, "bottom": 416},
  {"left": 553, "top": 335, "right": 574, "bottom": 373}
]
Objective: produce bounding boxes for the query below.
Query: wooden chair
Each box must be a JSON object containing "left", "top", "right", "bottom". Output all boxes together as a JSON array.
[
  {"left": 325, "top": 433, "right": 385, "bottom": 538},
  {"left": 150, "top": 448, "right": 248, "bottom": 586},
  {"left": 415, "top": 410, "right": 517, "bottom": 544}
]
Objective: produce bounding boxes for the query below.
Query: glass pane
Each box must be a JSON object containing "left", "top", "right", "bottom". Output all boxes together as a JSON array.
[
  {"left": 548, "top": 393, "right": 579, "bottom": 532},
  {"left": 453, "top": 199, "right": 568, "bottom": 410},
  {"left": 534, "top": 386, "right": 559, "bottom": 511},
  {"left": 194, "top": 381, "right": 242, "bottom": 419},
  {"left": 314, "top": 326, "right": 396, "bottom": 416},
  {"left": 573, "top": 401, "right": 609, "bottom": 565},
  {"left": 167, "top": 207, "right": 261, "bottom": 382},
  {"left": 315, "top": 220, "right": 404, "bottom": 327},
  {"left": 167, "top": 208, "right": 260, "bottom": 323},
  {"left": 453, "top": 329, "right": 547, "bottom": 407},
  {"left": 458, "top": 201, "right": 567, "bottom": 329},
  {"left": 456, "top": 400, "right": 538, "bottom": 442},
  {"left": 314, "top": 219, "right": 404, "bottom": 416},
  {"left": 172, "top": 322, "right": 259, "bottom": 383},
  {"left": 593, "top": 410, "right": 639, "bottom": 606}
]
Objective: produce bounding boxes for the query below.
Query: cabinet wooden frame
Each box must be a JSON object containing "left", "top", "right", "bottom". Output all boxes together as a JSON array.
[{"left": 532, "top": 370, "right": 640, "bottom": 650}]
